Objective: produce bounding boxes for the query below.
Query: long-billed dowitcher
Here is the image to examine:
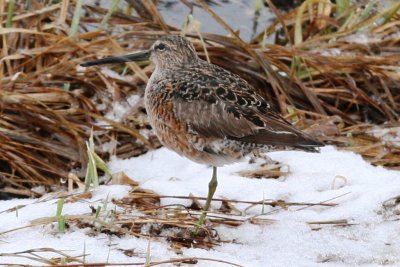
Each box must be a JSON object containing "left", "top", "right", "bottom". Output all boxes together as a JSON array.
[{"left": 81, "top": 36, "right": 323, "bottom": 226}]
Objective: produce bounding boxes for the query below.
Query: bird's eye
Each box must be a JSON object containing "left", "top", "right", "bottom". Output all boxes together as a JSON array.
[{"left": 155, "top": 43, "right": 166, "bottom": 51}]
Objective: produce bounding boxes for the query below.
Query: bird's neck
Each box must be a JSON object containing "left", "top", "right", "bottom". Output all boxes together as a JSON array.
[
  {"left": 152, "top": 61, "right": 195, "bottom": 77},
  {"left": 154, "top": 55, "right": 201, "bottom": 72}
]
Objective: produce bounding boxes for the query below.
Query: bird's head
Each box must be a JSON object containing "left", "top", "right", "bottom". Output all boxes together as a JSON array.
[{"left": 80, "top": 36, "right": 199, "bottom": 69}]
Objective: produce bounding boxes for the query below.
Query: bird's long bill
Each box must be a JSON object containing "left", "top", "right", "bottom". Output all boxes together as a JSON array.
[{"left": 80, "top": 50, "right": 150, "bottom": 67}]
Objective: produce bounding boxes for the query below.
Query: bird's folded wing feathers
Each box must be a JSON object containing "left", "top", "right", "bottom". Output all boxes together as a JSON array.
[{"left": 167, "top": 68, "right": 323, "bottom": 149}]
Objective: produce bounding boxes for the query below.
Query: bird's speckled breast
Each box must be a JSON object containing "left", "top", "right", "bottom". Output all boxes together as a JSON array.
[
  {"left": 144, "top": 79, "right": 207, "bottom": 164},
  {"left": 144, "top": 78, "right": 246, "bottom": 166}
]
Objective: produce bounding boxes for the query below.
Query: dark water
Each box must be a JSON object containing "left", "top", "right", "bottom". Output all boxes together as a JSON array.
[
  {"left": 94, "top": 0, "right": 301, "bottom": 41},
  {"left": 158, "top": 0, "right": 274, "bottom": 41}
]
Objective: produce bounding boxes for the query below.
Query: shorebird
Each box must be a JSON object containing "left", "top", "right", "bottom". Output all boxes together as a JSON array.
[{"left": 81, "top": 36, "right": 323, "bottom": 226}]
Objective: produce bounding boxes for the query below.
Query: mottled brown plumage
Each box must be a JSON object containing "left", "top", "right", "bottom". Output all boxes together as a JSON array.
[
  {"left": 81, "top": 35, "right": 324, "bottom": 226},
  {"left": 143, "top": 36, "right": 323, "bottom": 166}
]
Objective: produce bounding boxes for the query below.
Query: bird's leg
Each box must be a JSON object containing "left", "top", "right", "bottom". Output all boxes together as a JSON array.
[{"left": 197, "top": 166, "right": 218, "bottom": 226}]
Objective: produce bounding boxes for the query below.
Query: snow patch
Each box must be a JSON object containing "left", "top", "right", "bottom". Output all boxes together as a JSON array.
[{"left": 1, "top": 146, "right": 400, "bottom": 266}]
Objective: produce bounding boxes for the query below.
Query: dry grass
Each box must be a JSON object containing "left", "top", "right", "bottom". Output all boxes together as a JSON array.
[
  {"left": 0, "top": 0, "right": 399, "bottom": 196},
  {"left": 0, "top": 247, "right": 244, "bottom": 266}
]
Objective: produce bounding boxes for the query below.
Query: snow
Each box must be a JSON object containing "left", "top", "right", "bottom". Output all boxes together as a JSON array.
[
  {"left": 368, "top": 126, "right": 400, "bottom": 145},
  {"left": 103, "top": 94, "right": 141, "bottom": 122},
  {"left": 1, "top": 146, "right": 400, "bottom": 266},
  {"left": 319, "top": 48, "right": 342, "bottom": 57},
  {"left": 342, "top": 32, "right": 381, "bottom": 44},
  {"left": 99, "top": 67, "right": 135, "bottom": 84}
]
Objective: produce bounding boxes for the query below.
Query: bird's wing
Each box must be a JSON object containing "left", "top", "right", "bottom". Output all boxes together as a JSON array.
[{"left": 165, "top": 64, "right": 323, "bottom": 149}]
